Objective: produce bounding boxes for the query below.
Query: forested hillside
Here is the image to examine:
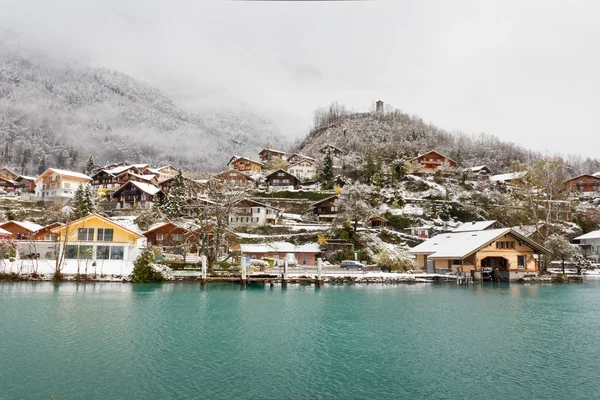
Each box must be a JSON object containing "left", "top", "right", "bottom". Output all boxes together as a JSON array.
[
  {"left": 295, "top": 103, "right": 600, "bottom": 175},
  {"left": 0, "top": 41, "right": 283, "bottom": 174}
]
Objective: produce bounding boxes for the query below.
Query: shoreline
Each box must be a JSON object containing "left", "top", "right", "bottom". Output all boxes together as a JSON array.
[{"left": 0, "top": 272, "right": 585, "bottom": 284}]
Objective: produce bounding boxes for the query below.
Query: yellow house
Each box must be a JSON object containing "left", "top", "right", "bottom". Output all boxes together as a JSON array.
[
  {"left": 51, "top": 213, "right": 144, "bottom": 264},
  {"left": 35, "top": 168, "right": 92, "bottom": 205},
  {"left": 409, "top": 228, "right": 549, "bottom": 281}
]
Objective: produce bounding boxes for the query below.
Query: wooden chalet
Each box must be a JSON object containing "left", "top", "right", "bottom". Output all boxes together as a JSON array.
[
  {"left": 409, "top": 228, "right": 549, "bottom": 281},
  {"left": 312, "top": 195, "right": 338, "bottom": 220},
  {"left": 0, "top": 220, "right": 43, "bottom": 240},
  {"left": 258, "top": 149, "right": 287, "bottom": 162},
  {"left": 112, "top": 181, "right": 162, "bottom": 210},
  {"left": 33, "top": 222, "right": 64, "bottom": 241},
  {"left": 369, "top": 216, "right": 388, "bottom": 229},
  {"left": 410, "top": 151, "right": 457, "bottom": 173},
  {"left": 144, "top": 221, "right": 203, "bottom": 253},
  {"left": 0, "top": 177, "right": 17, "bottom": 193},
  {"left": 287, "top": 154, "right": 316, "bottom": 164},
  {"left": 265, "top": 169, "right": 301, "bottom": 191},
  {"left": 216, "top": 170, "right": 256, "bottom": 186},
  {"left": 116, "top": 171, "right": 158, "bottom": 187},
  {"left": 228, "top": 156, "right": 263, "bottom": 173},
  {"left": 14, "top": 176, "right": 36, "bottom": 193},
  {"left": 565, "top": 174, "right": 600, "bottom": 194},
  {"left": 0, "top": 168, "right": 19, "bottom": 181},
  {"left": 466, "top": 165, "right": 493, "bottom": 177},
  {"left": 320, "top": 145, "right": 344, "bottom": 158}
]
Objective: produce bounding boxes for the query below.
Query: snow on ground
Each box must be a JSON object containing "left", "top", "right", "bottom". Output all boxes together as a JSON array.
[{"left": 1, "top": 259, "right": 133, "bottom": 279}]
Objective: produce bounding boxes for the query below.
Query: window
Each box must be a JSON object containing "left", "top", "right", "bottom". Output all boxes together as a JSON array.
[
  {"left": 97, "top": 245, "right": 110, "bottom": 260},
  {"left": 44, "top": 234, "right": 56, "bottom": 241},
  {"left": 97, "top": 228, "right": 114, "bottom": 242},
  {"left": 156, "top": 233, "right": 164, "bottom": 242},
  {"left": 517, "top": 255, "right": 525, "bottom": 269},
  {"left": 78, "top": 228, "right": 94, "bottom": 241},
  {"left": 66, "top": 245, "right": 93, "bottom": 259},
  {"left": 172, "top": 234, "right": 184, "bottom": 242},
  {"left": 110, "top": 246, "right": 124, "bottom": 260}
]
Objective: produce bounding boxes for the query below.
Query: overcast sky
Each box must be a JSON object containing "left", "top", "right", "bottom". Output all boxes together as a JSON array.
[{"left": 1, "top": 0, "right": 599, "bottom": 157}]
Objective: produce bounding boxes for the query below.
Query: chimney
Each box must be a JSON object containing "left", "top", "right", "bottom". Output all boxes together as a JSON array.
[{"left": 376, "top": 100, "right": 384, "bottom": 113}]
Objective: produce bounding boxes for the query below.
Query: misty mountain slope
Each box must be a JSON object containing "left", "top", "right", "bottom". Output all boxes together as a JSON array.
[
  {"left": 0, "top": 44, "right": 284, "bottom": 173},
  {"left": 294, "top": 110, "right": 545, "bottom": 173}
]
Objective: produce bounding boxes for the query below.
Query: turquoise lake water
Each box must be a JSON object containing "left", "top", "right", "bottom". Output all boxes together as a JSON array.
[{"left": 2, "top": 281, "right": 600, "bottom": 399}]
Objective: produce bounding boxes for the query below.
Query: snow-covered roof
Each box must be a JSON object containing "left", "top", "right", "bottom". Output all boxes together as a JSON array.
[
  {"left": 105, "top": 165, "right": 137, "bottom": 175},
  {"left": 564, "top": 174, "right": 600, "bottom": 182},
  {"left": 143, "top": 220, "right": 203, "bottom": 234},
  {"left": 240, "top": 242, "right": 320, "bottom": 254},
  {"left": 467, "top": 165, "right": 492, "bottom": 174},
  {"left": 17, "top": 175, "right": 36, "bottom": 181},
  {"left": 490, "top": 171, "right": 527, "bottom": 182},
  {"left": 409, "top": 228, "right": 548, "bottom": 258},
  {"left": 452, "top": 220, "right": 498, "bottom": 232},
  {"left": 227, "top": 156, "right": 263, "bottom": 166},
  {"left": 116, "top": 171, "right": 155, "bottom": 182},
  {"left": 36, "top": 168, "right": 92, "bottom": 182},
  {"left": 265, "top": 169, "right": 300, "bottom": 180},
  {"left": 110, "top": 216, "right": 145, "bottom": 235},
  {"left": 574, "top": 231, "right": 600, "bottom": 240},
  {"left": 259, "top": 148, "right": 287, "bottom": 155},
  {"left": 287, "top": 159, "right": 315, "bottom": 169},
  {"left": 0, "top": 177, "right": 17, "bottom": 184},
  {"left": 288, "top": 154, "right": 316, "bottom": 162},
  {"left": 113, "top": 180, "right": 161, "bottom": 196},
  {"left": 410, "top": 150, "right": 457, "bottom": 164},
  {"left": 593, "top": 172, "right": 600, "bottom": 177},
  {"left": 0, "top": 220, "right": 44, "bottom": 232},
  {"left": 311, "top": 195, "right": 338, "bottom": 207},
  {"left": 0, "top": 227, "right": 11, "bottom": 235}
]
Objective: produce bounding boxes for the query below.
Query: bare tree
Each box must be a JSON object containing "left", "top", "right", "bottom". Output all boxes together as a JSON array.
[{"left": 336, "top": 182, "right": 377, "bottom": 234}]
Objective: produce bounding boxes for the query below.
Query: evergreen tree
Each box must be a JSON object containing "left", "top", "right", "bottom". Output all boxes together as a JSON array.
[
  {"left": 71, "top": 184, "right": 96, "bottom": 219},
  {"left": 364, "top": 153, "right": 375, "bottom": 184},
  {"left": 319, "top": 150, "right": 334, "bottom": 185},
  {"left": 20, "top": 149, "right": 31, "bottom": 174},
  {"left": 84, "top": 155, "right": 95, "bottom": 175},
  {"left": 131, "top": 250, "right": 164, "bottom": 283},
  {"left": 160, "top": 169, "right": 188, "bottom": 217},
  {"left": 37, "top": 154, "right": 47, "bottom": 174}
]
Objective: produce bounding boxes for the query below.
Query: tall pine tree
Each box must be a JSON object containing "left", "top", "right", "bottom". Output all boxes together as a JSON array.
[
  {"left": 84, "top": 156, "right": 95, "bottom": 175},
  {"left": 319, "top": 151, "right": 334, "bottom": 185},
  {"left": 160, "top": 169, "right": 188, "bottom": 218},
  {"left": 71, "top": 184, "right": 97, "bottom": 219},
  {"left": 37, "top": 154, "right": 47, "bottom": 174}
]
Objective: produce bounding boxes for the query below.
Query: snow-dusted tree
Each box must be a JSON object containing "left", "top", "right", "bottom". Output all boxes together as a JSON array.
[
  {"left": 159, "top": 169, "right": 188, "bottom": 218},
  {"left": 319, "top": 150, "right": 334, "bottom": 184},
  {"left": 71, "top": 184, "right": 96, "bottom": 220},
  {"left": 186, "top": 179, "right": 248, "bottom": 272},
  {"left": 37, "top": 154, "right": 47, "bottom": 174},
  {"left": 512, "top": 158, "right": 570, "bottom": 242},
  {"left": 545, "top": 234, "right": 578, "bottom": 274},
  {"left": 84, "top": 156, "right": 95, "bottom": 175},
  {"left": 336, "top": 183, "right": 376, "bottom": 234}
]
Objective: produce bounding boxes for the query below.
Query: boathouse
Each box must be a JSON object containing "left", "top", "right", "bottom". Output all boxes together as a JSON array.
[{"left": 409, "top": 228, "right": 549, "bottom": 281}]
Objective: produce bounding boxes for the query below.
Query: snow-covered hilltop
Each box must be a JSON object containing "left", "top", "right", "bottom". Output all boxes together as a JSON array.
[
  {"left": 293, "top": 102, "right": 600, "bottom": 175},
  {"left": 0, "top": 41, "right": 284, "bottom": 173}
]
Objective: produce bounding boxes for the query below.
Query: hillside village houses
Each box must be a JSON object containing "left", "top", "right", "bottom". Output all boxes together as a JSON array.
[
  {"left": 265, "top": 169, "right": 301, "bottom": 191},
  {"left": 287, "top": 157, "right": 317, "bottom": 181},
  {"left": 229, "top": 199, "right": 281, "bottom": 227},
  {"left": 35, "top": 168, "right": 92, "bottom": 205},
  {"left": 565, "top": 174, "right": 600, "bottom": 194},
  {"left": 258, "top": 148, "right": 288, "bottom": 163},
  {"left": 410, "top": 151, "right": 457, "bottom": 174},
  {"left": 228, "top": 156, "right": 263, "bottom": 174}
]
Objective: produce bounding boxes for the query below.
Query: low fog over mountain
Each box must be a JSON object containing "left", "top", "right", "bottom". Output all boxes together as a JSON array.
[{"left": 0, "top": 40, "right": 284, "bottom": 174}]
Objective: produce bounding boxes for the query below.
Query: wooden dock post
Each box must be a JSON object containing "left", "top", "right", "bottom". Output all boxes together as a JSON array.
[
  {"left": 316, "top": 258, "right": 323, "bottom": 287},
  {"left": 200, "top": 255, "right": 207, "bottom": 286},
  {"left": 282, "top": 260, "right": 288, "bottom": 287},
  {"left": 241, "top": 256, "right": 247, "bottom": 288}
]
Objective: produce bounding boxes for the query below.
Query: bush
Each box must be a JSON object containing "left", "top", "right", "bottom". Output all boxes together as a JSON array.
[
  {"left": 131, "top": 250, "right": 165, "bottom": 283},
  {"left": 383, "top": 212, "right": 414, "bottom": 230}
]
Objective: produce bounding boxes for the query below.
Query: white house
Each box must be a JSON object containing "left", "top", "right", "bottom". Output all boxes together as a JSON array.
[
  {"left": 35, "top": 168, "right": 92, "bottom": 205},
  {"left": 229, "top": 199, "right": 281, "bottom": 227},
  {"left": 574, "top": 231, "right": 600, "bottom": 256},
  {"left": 287, "top": 159, "right": 317, "bottom": 181}
]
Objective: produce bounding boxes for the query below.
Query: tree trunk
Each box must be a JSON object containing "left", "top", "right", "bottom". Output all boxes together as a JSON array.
[{"left": 562, "top": 258, "right": 565, "bottom": 275}]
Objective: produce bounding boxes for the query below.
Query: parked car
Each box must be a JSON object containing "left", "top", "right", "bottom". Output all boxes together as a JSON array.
[{"left": 341, "top": 260, "right": 363, "bottom": 269}]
